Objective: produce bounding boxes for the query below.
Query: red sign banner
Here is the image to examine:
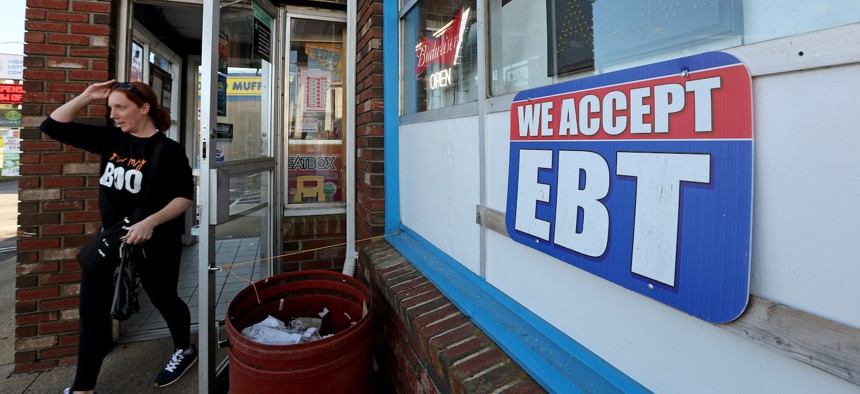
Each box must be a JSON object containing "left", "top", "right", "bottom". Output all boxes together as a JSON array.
[
  {"left": 415, "top": 8, "right": 470, "bottom": 77},
  {"left": 0, "top": 84, "right": 24, "bottom": 104}
]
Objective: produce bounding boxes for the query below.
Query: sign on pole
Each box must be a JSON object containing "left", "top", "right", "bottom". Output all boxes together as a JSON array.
[
  {"left": 506, "top": 52, "right": 753, "bottom": 323},
  {"left": 0, "top": 54, "right": 23, "bottom": 80}
]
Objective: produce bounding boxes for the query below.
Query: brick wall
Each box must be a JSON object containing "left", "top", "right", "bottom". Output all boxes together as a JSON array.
[
  {"left": 355, "top": 0, "right": 386, "bottom": 240},
  {"left": 358, "top": 241, "right": 546, "bottom": 393},
  {"left": 282, "top": 214, "right": 346, "bottom": 272},
  {"left": 18, "top": 0, "right": 116, "bottom": 374}
]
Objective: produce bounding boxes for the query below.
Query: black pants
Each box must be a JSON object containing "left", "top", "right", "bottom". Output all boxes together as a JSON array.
[{"left": 72, "top": 235, "right": 191, "bottom": 391}]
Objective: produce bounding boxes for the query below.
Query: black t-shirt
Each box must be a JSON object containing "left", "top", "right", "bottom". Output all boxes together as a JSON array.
[{"left": 41, "top": 117, "right": 194, "bottom": 238}]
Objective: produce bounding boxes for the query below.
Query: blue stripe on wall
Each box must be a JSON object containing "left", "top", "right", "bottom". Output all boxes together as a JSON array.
[{"left": 383, "top": 0, "right": 401, "bottom": 232}]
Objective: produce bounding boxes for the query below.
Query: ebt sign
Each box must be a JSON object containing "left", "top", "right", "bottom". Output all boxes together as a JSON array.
[{"left": 505, "top": 52, "right": 752, "bottom": 323}]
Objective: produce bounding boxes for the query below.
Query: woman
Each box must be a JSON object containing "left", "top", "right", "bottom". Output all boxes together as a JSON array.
[{"left": 41, "top": 80, "right": 196, "bottom": 393}]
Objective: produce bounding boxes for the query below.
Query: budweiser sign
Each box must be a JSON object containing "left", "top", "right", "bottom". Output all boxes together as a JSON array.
[{"left": 415, "top": 8, "right": 470, "bottom": 77}]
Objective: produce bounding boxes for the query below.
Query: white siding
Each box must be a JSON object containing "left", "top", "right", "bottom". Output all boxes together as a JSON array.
[{"left": 400, "top": 117, "right": 481, "bottom": 273}]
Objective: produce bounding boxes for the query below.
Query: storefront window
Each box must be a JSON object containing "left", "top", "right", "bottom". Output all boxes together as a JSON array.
[
  {"left": 193, "top": 3, "right": 274, "bottom": 163},
  {"left": 489, "top": 0, "right": 860, "bottom": 97},
  {"left": 401, "top": 0, "right": 478, "bottom": 115},
  {"left": 489, "top": 0, "right": 594, "bottom": 96},
  {"left": 286, "top": 19, "right": 346, "bottom": 204}
]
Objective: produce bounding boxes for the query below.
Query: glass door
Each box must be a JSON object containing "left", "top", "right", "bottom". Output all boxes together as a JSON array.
[
  {"left": 198, "top": 0, "right": 280, "bottom": 391},
  {"left": 285, "top": 14, "right": 347, "bottom": 216}
]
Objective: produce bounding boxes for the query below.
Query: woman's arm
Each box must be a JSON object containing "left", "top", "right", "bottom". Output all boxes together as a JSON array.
[
  {"left": 49, "top": 79, "right": 116, "bottom": 122},
  {"left": 123, "top": 197, "right": 193, "bottom": 245}
]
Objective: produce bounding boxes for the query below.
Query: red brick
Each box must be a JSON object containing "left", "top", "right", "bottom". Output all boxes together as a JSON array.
[
  {"left": 26, "top": 8, "right": 47, "bottom": 20},
  {"left": 41, "top": 272, "right": 80, "bottom": 285},
  {"left": 71, "top": 1, "right": 111, "bottom": 13},
  {"left": 63, "top": 210, "right": 100, "bottom": 222},
  {"left": 43, "top": 176, "right": 85, "bottom": 188},
  {"left": 42, "top": 296, "right": 79, "bottom": 310},
  {"left": 24, "top": 92, "right": 66, "bottom": 104},
  {"left": 49, "top": 33, "right": 90, "bottom": 46},
  {"left": 43, "top": 223, "right": 84, "bottom": 235},
  {"left": 64, "top": 188, "right": 97, "bottom": 198},
  {"left": 92, "top": 59, "right": 108, "bottom": 71},
  {"left": 70, "top": 47, "right": 108, "bottom": 57},
  {"left": 14, "top": 351, "right": 36, "bottom": 364},
  {"left": 19, "top": 212, "right": 60, "bottom": 226},
  {"left": 26, "top": 20, "right": 67, "bottom": 32},
  {"left": 14, "top": 359, "right": 58, "bottom": 374},
  {"left": 43, "top": 200, "right": 83, "bottom": 211},
  {"left": 21, "top": 140, "right": 62, "bottom": 151},
  {"left": 70, "top": 24, "right": 110, "bottom": 36},
  {"left": 18, "top": 238, "right": 60, "bottom": 250},
  {"left": 21, "top": 163, "right": 63, "bottom": 175},
  {"left": 27, "top": 0, "right": 70, "bottom": 10},
  {"left": 88, "top": 104, "right": 107, "bottom": 116},
  {"left": 23, "top": 69, "right": 66, "bottom": 80},
  {"left": 17, "top": 287, "right": 60, "bottom": 301},
  {"left": 16, "top": 314, "right": 58, "bottom": 328},
  {"left": 43, "top": 152, "right": 84, "bottom": 163},
  {"left": 17, "top": 262, "right": 60, "bottom": 275},
  {"left": 25, "top": 31, "right": 46, "bottom": 44},
  {"left": 40, "top": 345, "right": 78, "bottom": 359},
  {"left": 17, "top": 251, "right": 40, "bottom": 265},
  {"left": 47, "top": 11, "right": 88, "bottom": 22},
  {"left": 45, "top": 56, "right": 89, "bottom": 69},
  {"left": 59, "top": 332, "right": 80, "bottom": 346},
  {"left": 39, "top": 321, "right": 79, "bottom": 335},
  {"left": 301, "top": 259, "right": 336, "bottom": 270},
  {"left": 16, "top": 300, "right": 38, "bottom": 314},
  {"left": 69, "top": 69, "right": 107, "bottom": 81},
  {"left": 25, "top": 43, "right": 66, "bottom": 55}
]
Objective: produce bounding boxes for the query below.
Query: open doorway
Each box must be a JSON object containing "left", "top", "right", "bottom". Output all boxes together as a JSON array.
[{"left": 118, "top": 0, "right": 276, "bottom": 345}]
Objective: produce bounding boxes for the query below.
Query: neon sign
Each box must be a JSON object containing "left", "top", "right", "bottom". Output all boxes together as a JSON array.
[{"left": 415, "top": 8, "right": 470, "bottom": 77}]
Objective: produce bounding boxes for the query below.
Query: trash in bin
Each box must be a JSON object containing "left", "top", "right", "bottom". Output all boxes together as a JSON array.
[{"left": 242, "top": 314, "right": 328, "bottom": 345}]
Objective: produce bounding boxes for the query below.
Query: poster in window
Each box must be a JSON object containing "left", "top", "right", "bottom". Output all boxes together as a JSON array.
[
  {"left": 305, "top": 43, "right": 343, "bottom": 81},
  {"left": 298, "top": 69, "right": 330, "bottom": 113},
  {"left": 130, "top": 42, "right": 144, "bottom": 82},
  {"left": 149, "top": 65, "right": 172, "bottom": 110},
  {"left": 546, "top": 0, "right": 594, "bottom": 76}
]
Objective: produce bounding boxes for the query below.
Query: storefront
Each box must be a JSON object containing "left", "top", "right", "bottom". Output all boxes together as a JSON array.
[
  {"left": 383, "top": 0, "right": 860, "bottom": 392},
  {"left": 17, "top": 0, "right": 860, "bottom": 391}
]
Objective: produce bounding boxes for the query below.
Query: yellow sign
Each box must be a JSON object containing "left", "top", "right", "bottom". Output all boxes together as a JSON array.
[
  {"left": 227, "top": 75, "right": 263, "bottom": 96},
  {"left": 198, "top": 74, "right": 262, "bottom": 97}
]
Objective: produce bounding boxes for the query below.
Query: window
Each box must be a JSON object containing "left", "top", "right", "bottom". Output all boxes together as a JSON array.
[
  {"left": 488, "top": 1, "right": 860, "bottom": 98},
  {"left": 401, "top": 0, "right": 478, "bottom": 115},
  {"left": 286, "top": 18, "right": 347, "bottom": 205},
  {"left": 489, "top": 0, "right": 594, "bottom": 97}
]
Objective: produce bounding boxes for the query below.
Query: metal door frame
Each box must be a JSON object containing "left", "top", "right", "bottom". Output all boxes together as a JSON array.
[{"left": 199, "top": 0, "right": 282, "bottom": 391}]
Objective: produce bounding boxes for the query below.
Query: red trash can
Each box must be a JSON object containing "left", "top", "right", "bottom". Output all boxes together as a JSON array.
[{"left": 225, "top": 270, "right": 374, "bottom": 394}]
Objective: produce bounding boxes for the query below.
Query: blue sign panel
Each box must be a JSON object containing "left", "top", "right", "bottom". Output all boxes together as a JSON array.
[{"left": 505, "top": 52, "right": 752, "bottom": 323}]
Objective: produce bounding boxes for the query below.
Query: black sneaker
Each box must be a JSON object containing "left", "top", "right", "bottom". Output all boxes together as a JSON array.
[{"left": 154, "top": 345, "right": 198, "bottom": 388}]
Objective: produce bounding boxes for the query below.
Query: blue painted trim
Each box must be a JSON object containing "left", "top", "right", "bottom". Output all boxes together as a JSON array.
[
  {"left": 386, "top": 227, "right": 651, "bottom": 394},
  {"left": 381, "top": 1, "right": 647, "bottom": 391},
  {"left": 382, "top": 0, "right": 401, "bottom": 233}
]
